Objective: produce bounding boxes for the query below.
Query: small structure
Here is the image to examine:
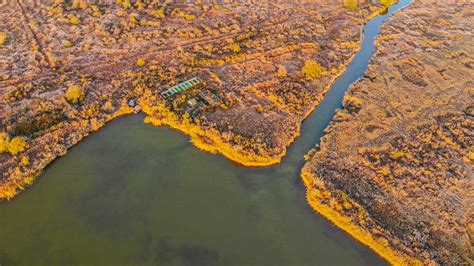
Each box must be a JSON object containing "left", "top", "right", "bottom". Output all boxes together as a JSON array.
[
  {"left": 161, "top": 77, "right": 202, "bottom": 98},
  {"left": 185, "top": 102, "right": 205, "bottom": 119},
  {"left": 199, "top": 90, "right": 222, "bottom": 106},
  {"left": 128, "top": 99, "right": 137, "bottom": 107},
  {"left": 187, "top": 98, "right": 198, "bottom": 107}
]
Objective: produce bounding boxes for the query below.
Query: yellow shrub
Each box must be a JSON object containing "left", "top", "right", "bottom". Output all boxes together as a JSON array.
[
  {"left": 390, "top": 151, "right": 404, "bottom": 160},
  {"left": 343, "top": 201, "right": 352, "bottom": 210},
  {"left": 71, "top": 0, "right": 80, "bottom": 9},
  {"left": 65, "top": 84, "right": 83, "bottom": 103},
  {"left": 181, "top": 13, "right": 195, "bottom": 21},
  {"left": 344, "top": 96, "right": 363, "bottom": 108},
  {"left": 380, "top": 0, "right": 395, "bottom": 8},
  {"left": 231, "top": 44, "right": 241, "bottom": 53},
  {"left": 68, "top": 15, "right": 80, "bottom": 25},
  {"left": 71, "top": 0, "right": 88, "bottom": 9},
  {"left": 129, "top": 14, "right": 139, "bottom": 24},
  {"left": 21, "top": 155, "right": 29, "bottom": 165},
  {"left": 344, "top": 0, "right": 358, "bottom": 9},
  {"left": 468, "top": 153, "right": 474, "bottom": 161},
  {"left": 380, "top": 167, "right": 390, "bottom": 176},
  {"left": 122, "top": 0, "right": 131, "bottom": 9},
  {"left": 301, "top": 60, "right": 324, "bottom": 80},
  {"left": 0, "top": 133, "right": 9, "bottom": 152},
  {"left": 277, "top": 65, "right": 287, "bottom": 78},
  {"left": 79, "top": 0, "right": 88, "bottom": 9},
  {"left": 137, "top": 58, "right": 146, "bottom": 67},
  {"left": 0, "top": 32, "right": 7, "bottom": 45},
  {"left": 8, "top": 137, "right": 28, "bottom": 155},
  {"left": 63, "top": 41, "right": 73, "bottom": 47},
  {"left": 155, "top": 9, "right": 165, "bottom": 18}
]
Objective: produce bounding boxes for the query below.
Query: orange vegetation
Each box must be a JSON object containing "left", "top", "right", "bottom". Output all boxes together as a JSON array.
[
  {"left": 0, "top": 134, "right": 29, "bottom": 156},
  {"left": 0, "top": 0, "right": 399, "bottom": 203},
  {"left": 65, "top": 84, "right": 84, "bottom": 103},
  {"left": 0, "top": 32, "right": 6, "bottom": 45},
  {"left": 301, "top": 60, "right": 324, "bottom": 80},
  {"left": 301, "top": 1, "right": 473, "bottom": 264},
  {"left": 141, "top": 102, "right": 281, "bottom": 167},
  {"left": 136, "top": 58, "right": 146, "bottom": 67},
  {"left": 301, "top": 169, "right": 422, "bottom": 266}
]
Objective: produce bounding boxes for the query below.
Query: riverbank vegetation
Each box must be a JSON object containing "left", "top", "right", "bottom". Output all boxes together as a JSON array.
[
  {"left": 301, "top": 169, "right": 422, "bottom": 265},
  {"left": 301, "top": 2, "right": 473, "bottom": 264},
  {"left": 1, "top": 0, "right": 402, "bottom": 208}
]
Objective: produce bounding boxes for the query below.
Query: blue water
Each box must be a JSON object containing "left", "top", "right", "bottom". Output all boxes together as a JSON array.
[
  {"left": 0, "top": 1, "right": 411, "bottom": 265},
  {"left": 283, "top": 0, "right": 412, "bottom": 167}
]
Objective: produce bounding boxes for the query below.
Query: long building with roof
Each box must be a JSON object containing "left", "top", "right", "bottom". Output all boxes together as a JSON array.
[{"left": 161, "top": 77, "right": 203, "bottom": 98}]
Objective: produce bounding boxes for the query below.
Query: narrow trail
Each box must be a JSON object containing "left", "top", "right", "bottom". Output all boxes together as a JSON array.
[{"left": 15, "top": 0, "right": 51, "bottom": 69}]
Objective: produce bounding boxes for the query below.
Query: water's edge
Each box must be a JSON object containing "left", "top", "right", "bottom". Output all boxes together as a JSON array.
[
  {"left": 0, "top": 1, "right": 413, "bottom": 265},
  {"left": 282, "top": 0, "right": 413, "bottom": 168},
  {"left": 298, "top": 0, "right": 415, "bottom": 264}
]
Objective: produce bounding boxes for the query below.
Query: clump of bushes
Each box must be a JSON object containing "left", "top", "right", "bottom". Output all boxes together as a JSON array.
[
  {"left": 10, "top": 110, "right": 65, "bottom": 137},
  {"left": 344, "top": 0, "right": 358, "bottom": 10},
  {"left": 67, "top": 14, "right": 81, "bottom": 25},
  {"left": 63, "top": 41, "right": 73, "bottom": 47},
  {"left": 65, "top": 84, "right": 84, "bottom": 103},
  {"left": 277, "top": 65, "right": 287, "bottom": 78},
  {"left": 344, "top": 96, "right": 363, "bottom": 113},
  {"left": 116, "top": 0, "right": 132, "bottom": 9},
  {"left": 0, "top": 32, "right": 7, "bottom": 45},
  {"left": 380, "top": 0, "right": 395, "bottom": 8},
  {"left": 154, "top": 9, "right": 165, "bottom": 19},
  {"left": 301, "top": 60, "right": 324, "bottom": 80},
  {"left": 0, "top": 133, "right": 28, "bottom": 156},
  {"left": 0, "top": 133, "right": 8, "bottom": 152},
  {"left": 137, "top": 58, "right": 146, "bottom": 67},
  {"left": 231, "top": 44, "right": 241, "bottom": 53}
]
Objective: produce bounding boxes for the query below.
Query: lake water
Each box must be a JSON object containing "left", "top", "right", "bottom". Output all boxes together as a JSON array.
[{"left": 0, "top": 1, "right": 411, "bottom": 265}]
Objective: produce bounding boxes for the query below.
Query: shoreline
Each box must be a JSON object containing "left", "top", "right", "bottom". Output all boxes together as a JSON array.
[
  {"left": 301, "top": 168, "right": 422, "bottom": 266},
  {"left": 0, "top": 1, "right": 424, "bottom": 263},
  {"left": 0, "top": 57, "right": 354, "bottom": 200},
  {"left": 140, "top": 53, "right": 355, "bottom": 168},
  {"left": 299, "top": 0, "right": 473, "bottom": 264},
  {"left": 0, "top": 60, "right": 351, "bottom": 200},
  {"left": 0, "top": 106, "right": 135, "bottom": 200},
  {"left": 0, "top": 2, "right": 393, "bottom": 197}
]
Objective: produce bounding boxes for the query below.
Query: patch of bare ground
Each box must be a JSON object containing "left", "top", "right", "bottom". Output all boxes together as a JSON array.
[
  {"left": 0, "top": 0, "right": 392, "bottom": 199},
  {"left": 302, "top": 1, "right": 473, "bottom": 264}
]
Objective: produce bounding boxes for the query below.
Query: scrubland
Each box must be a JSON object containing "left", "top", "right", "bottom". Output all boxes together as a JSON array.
[
  {"left": 302, "top": 1, "right": 473, "bottom": 264},
  {"left": 0, "top": 0, "right": 391, "bottom": 199}
]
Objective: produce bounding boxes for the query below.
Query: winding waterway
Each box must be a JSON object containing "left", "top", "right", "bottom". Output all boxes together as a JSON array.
[{"left": 0, "top": 1, "right": 411, "bottom": 265}]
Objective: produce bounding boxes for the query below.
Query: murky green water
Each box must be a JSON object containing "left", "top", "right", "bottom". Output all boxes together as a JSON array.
[
  {"left": 0, "top": 1, "right": 411, "bottom": 265},
  {"left": 0, "top": 116, "right": 385, "bottom": 265}
]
